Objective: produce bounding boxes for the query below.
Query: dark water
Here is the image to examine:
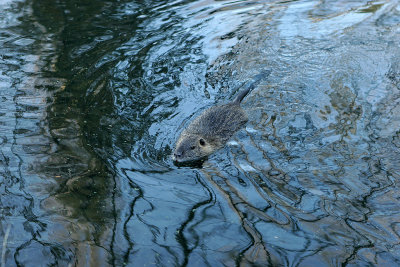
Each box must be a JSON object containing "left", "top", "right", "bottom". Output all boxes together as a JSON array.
[{"left": 1, "top": 0, "right": 400, "bottom": 266}]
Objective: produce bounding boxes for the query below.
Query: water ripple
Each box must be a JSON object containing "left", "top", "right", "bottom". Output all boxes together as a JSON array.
[{"left": 1, "top": 0, "right": 400, "bottom": 266}]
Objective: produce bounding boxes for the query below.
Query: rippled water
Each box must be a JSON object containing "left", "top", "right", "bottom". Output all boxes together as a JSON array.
[{"left": 1, "top": 0, "right": 400, "bottom": 266}]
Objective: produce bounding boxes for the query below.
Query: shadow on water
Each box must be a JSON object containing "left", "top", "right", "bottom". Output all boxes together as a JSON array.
[{"left": 0, "top": 0, "right": 400, "bottom": 266}]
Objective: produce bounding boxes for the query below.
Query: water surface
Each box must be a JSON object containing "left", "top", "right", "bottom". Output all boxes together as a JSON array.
[{"left": 1, "top": 0, "right": 400, "bottom": 266}]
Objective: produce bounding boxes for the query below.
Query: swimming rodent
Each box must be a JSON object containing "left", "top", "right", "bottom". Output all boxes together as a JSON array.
[{"left": 173, "top": 71, "right": 270, "bottom": 163}]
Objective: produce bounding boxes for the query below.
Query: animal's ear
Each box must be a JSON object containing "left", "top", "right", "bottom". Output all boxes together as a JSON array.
[{"left": 199, "top": 138, "right": 206, "bottom": 146}]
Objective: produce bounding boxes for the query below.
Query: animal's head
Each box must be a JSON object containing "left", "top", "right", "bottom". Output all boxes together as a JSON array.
[{"left": 172, "top": 134, "right": 214, "bottom": 163}]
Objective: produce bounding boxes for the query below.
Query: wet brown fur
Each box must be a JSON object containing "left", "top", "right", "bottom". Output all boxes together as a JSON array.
[
  {"left": 173, "top": 89, "right": 249, "bottom": 162},
  {"left": 173, "top": 71, "right": 270, "bottom": 163}
]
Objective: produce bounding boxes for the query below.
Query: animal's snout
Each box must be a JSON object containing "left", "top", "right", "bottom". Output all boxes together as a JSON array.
[{"left": 174, "top": 151, "right": 183, "bottom": 160}]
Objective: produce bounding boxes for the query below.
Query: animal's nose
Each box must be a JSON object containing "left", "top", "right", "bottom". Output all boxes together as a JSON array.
[{"left": 174, "top": 151, "right": 183, "bottom": 159}]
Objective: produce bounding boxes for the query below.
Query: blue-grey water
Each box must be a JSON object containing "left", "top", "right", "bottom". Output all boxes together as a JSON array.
[{"left": 1, "top": 0, "right": 400, "bottom": 266}]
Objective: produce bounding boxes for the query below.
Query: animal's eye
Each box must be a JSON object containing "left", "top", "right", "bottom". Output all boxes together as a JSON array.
[
  {"left": 190, "top": 146, "right": 196, "bottom": 150},
  {"left": 199, "top": 139, "right": 206, "bottom": 146}
]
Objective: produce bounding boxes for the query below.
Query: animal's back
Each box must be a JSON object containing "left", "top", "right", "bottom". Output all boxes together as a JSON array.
[{"left": 185, "top": 103, "right": 247, "bottom": 145}]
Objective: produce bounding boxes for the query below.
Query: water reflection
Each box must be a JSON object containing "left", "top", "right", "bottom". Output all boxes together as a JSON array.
[
  {"left": 0, "top": 0, "right": 400, "bottom": 266},
  {"left": 0, "top": 1, "right": 74, "bottom": 266}
]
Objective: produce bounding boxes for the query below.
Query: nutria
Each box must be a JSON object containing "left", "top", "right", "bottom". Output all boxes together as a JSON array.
[{"left": 173, "top": 71, "right": 270, "bottom": 163}]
